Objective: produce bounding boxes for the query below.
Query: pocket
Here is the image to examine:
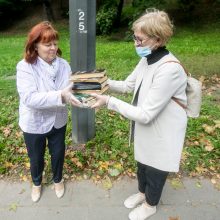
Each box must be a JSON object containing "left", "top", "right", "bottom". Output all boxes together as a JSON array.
[{"left": 32, "top": 111, "right": 43, "bottom": 126}]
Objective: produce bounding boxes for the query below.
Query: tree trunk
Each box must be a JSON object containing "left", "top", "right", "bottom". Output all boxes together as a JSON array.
[
  {"left": 43, "top": 0, "right": 55, "bottom": 22},
  {"left": 115, "top": 0, "right": 124, "bottom": 27}
]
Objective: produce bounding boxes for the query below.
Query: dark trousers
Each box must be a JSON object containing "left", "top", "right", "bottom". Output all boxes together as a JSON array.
[
  {"left": 137, "top": 162, "right": 169, "bottom": 206},
  {"left": 23, "top": 125, "right": 66, "bottom": 186}
]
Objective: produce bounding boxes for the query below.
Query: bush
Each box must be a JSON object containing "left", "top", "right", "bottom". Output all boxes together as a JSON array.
[
  {"left": 96, "top": 7, "right": 117, "bottom": 35},
  {"left": 0, "top": 0, "right": 25, "bottom": 29}
]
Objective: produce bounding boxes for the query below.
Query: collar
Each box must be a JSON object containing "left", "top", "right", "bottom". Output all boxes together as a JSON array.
[
  {"left": 38, "top": 56, "right": 57, "bottom": 67},
  {"left": 146, "top": 46, "right": 169, "bottom": 65}
]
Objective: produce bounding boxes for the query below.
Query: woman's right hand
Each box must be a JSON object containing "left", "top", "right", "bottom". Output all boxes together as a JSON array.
[
  {"left": 90, "top": 93, "right": 110, "bottom": 108},
  {"left": 61, "top": 83, "right": 82, "bottom": 107}
]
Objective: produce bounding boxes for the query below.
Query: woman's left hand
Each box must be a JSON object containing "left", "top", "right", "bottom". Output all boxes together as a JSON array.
[
  {"left": 90, "top": 93, "right": 110, "bottom": 108},
  {"left": 69, "top": 94, "right": 83, "bottom": 107}
]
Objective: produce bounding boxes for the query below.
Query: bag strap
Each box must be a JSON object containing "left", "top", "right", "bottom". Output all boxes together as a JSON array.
[
  {"left": 161, "top": 60, "right": 189, "bottom": 76},
  {"left": 160, "top": 60, "right": 188, "bottom": 109}
]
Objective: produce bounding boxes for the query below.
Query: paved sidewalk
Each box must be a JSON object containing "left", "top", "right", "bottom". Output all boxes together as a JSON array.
[{"left": 0, "top": 177, "right": 219, "bottom": 220}]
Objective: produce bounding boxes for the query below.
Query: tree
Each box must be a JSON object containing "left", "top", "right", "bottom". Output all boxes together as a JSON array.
[{"left": 42, "top": 0, "right": 55, "bottom": 21}]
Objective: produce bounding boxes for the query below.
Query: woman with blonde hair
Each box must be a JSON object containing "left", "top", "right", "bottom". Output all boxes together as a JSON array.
[{"left": 91, "top": 9, "right": 187, "bottom": 220}]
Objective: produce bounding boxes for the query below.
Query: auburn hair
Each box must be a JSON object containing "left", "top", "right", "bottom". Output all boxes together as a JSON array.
[{"left": 24, "top": 21, "right": 62, "bottom": 64}]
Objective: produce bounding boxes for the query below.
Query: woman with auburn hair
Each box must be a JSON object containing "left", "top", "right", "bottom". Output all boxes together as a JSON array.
[
  {"left": 91, "top": 9, "right": 188, "bottom": 220},
  {"left": 16, "top": 21, "right": 82, "bottom": 202}
]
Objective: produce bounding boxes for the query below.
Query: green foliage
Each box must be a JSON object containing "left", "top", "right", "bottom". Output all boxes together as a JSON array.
[
  {"left": 96, "top": 6, "right": 117, "bottom": 35},
  {"left": 0, "top": 0, "right": 25, "bottom": 29}
]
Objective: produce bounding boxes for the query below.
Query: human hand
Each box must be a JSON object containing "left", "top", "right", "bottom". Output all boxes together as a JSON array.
[
  {"left": 90, "top": 93, "right": 110, "bottom": 108},
  {"left": 61, "top": 83, "right": 82, "bottom": 107}
]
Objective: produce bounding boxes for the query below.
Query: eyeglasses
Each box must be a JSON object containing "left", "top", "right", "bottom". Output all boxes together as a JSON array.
[{"left": 132, "top": 34, "right": 149, "bottom": 46}]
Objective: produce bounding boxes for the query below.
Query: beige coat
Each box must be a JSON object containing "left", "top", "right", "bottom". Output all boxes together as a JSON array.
[{"left": 107, "top": 53, "right": 187, "bottom": 172}]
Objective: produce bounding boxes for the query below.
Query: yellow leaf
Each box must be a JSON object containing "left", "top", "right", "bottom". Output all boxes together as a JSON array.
[
  {"left": 102, "top": 176, "right": 112, "bottom": 190},
  {"left": 22, "top": 175, "right": 28, "bottom": 182},
  {"left": 71, "top": 157, "right": 83, "bottom": 168},
  {"left": 113, "top": 163, "right": 123, "bottom": 170},
  {"left": 63, "top": 174, "right": 69, "bottom": 179},
  {"left": 202, "top": 124, "right": 215, "bottom": 134},
  {"left": 3, "top": 127, "right": 11, "bottom": 137},
  {"left": 195, "top": 181, "right": 202, "bottom": 188},
  {"left": 204, "top": 144, "right": 214, "bottom": 152},
  {"left": 15, "top": 131, "right": 22, "bottom": 138},
  {"left": 195, "top": 166, "right": 208, "bottom": 174},
  {"left": 211, "top": 178, "right": 217, "bottom": 184},
  {"left": 25, "top": 162, "right": 30, "bottom": 169},
  {"left": 193, "top": 141, "right": 200, "bottom": 146},
  {"left": 170, "top": 178, "right": 184, "bottom": 189},
  {"left": 214, "top": 120, "right": 220, "bottom": 129},
  {"left": 9, "top": 203, "right": 18, "bottom": 212},
  {"left": 5, "top": 162, "right": 13, "bottom": 168},
  {"left": 98, "top": 161, "right": 109, "bottom": 170},
  {"left": 169, "top": 217, "right": 181, "bottom": 220},
  {"left": 199, "top": 75, "right": 205, "bottom": 83},
  {"left": 199, "top": 138, "right": 214, "bottom": 152},
  {"left": 108, "top": 168, "right": 120, "bottom": 177},
  {"left": 76, "top": 161, "right": 83, "bottom": 168}
]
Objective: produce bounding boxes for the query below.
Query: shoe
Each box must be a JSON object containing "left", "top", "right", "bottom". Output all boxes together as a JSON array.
[
  {"left": 128, "top": 202, "right": 156, "bottom": 220},
  {"left": 31, "top": 185, "right": 41, "bottom": 202},
  {"left": 54, "top": 179, "right": 64, "bottom": 198},
  {"left": 124, "top": 193, "right": 145, "bottom": 209}
]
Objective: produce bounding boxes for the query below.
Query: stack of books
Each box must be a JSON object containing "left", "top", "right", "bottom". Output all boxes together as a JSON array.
[{"left": 70, "top": 69, "right": 109, "bottom": 107}]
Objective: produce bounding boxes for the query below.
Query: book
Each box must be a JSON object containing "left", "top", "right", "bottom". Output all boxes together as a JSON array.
[
  {"left": 72, "top": 80, "right": 108, "bottom": 90},
  {"left": 70, "top": 69, "right": 106, "bottom": 81},
  {"left": 71, "top": 69, "right": 108, "bottom": 108},
  {"left": 71, "top": 75, "right": 108, "bottom": 84},
  {"left": 74, "top": 93, "right": 97, "bottom": 108},
  {"left": 74, "top": 85, "right": 109, "bottom": 95}
]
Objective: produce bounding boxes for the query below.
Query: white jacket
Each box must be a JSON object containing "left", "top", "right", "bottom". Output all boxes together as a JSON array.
[
  {"left": 16, "top": 57, "right": 71, "bottom": 134},
  {"left": 107, "top": 51, "right": 187, "bottom": 172}
]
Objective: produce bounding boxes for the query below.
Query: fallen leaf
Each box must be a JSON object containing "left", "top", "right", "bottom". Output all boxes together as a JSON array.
[
  {"left": 9, "top": 202, "right": 18, "bottom": 212},
  {"left": 3, "top": 127, "right": 11, "bottom": 137},
  {"left": 195, "top": 181, "right": 202, "bottom": 188},
  {"left": 195, "top": 166, "right": 208, "bottom": 174},
  {"left": 15, "top": 131, "right": 22, "bottom": 138},
  {"left": 25, "top": 162, "right": 30, "bottom": 169},
  {"left": 108, "top": 168, "right": 120, "bottom": 177},
  {"left": 98, "top": 161, "right": 109, "bottom": 171},
  {"left": 5, "top": 162, "right": 13, "bottom": 168},
  {"left": 204, "top": 143, "right": 214, "bottom": 152},
  {"left": 169, "top": 217, "right": 181, "bottom": 220},
  {"left": 71, "top": 158, "right": 83, "bottom": 168},
  {"left": 199, "top": 138, "right": 214, "bottom": 152},
  {"left": 22, "top": 175, "right": 28, "bottom": 182},
  {"left": 63, "top": 174, "right": 69, "bottom": 179},
  {"left": 170, "top": 178, "right": 184, "bottom": 190},
  {"left": 211, "top": 178, "right": 217, "bottom": 184},
  {"left": 102, "top": 176, "right": 112, "bottom": 190},
  {"left": 202, "top": 124, "right": 215, "bottom": 134},
  {"left": 19, "top": 189, "right": 26, "bottom": 194},
  {"left": 214, "top": 120, "right": 220, "bottom": 129}
]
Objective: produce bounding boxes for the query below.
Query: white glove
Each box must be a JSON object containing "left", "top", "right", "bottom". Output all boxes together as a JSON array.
[
  {"left": 61, "top": 83, "right": 82, "bottom": 107},
  {"left": 90, "top": 93, "right": 110, "bottom": 108}
]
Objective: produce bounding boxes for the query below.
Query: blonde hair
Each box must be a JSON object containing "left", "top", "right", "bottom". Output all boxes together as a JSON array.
[{"left": 132, "top": 8, "right": 173, "bottom": 46}]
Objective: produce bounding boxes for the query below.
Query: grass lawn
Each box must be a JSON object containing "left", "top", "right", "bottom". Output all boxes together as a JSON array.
[{"left": 0, "top": 23, "right": 219, "bottom": 185}]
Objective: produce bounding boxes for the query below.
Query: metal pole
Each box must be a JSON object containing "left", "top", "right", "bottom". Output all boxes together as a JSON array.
[{"left": 69, "top": 0, "right": 96, "bottom": 143}]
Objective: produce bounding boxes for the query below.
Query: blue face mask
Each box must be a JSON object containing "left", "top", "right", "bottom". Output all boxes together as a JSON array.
[{"left": 135, "top": 46, "right": 152, "bottom": 57}]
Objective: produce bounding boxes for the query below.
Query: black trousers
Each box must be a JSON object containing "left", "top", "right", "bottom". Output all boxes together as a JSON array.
[
  {"left": 23, "top": 125, "right": 66, "bottom": 186},
  {"left": 137, "top": 162, "right": 169, "bottom": 206}
]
